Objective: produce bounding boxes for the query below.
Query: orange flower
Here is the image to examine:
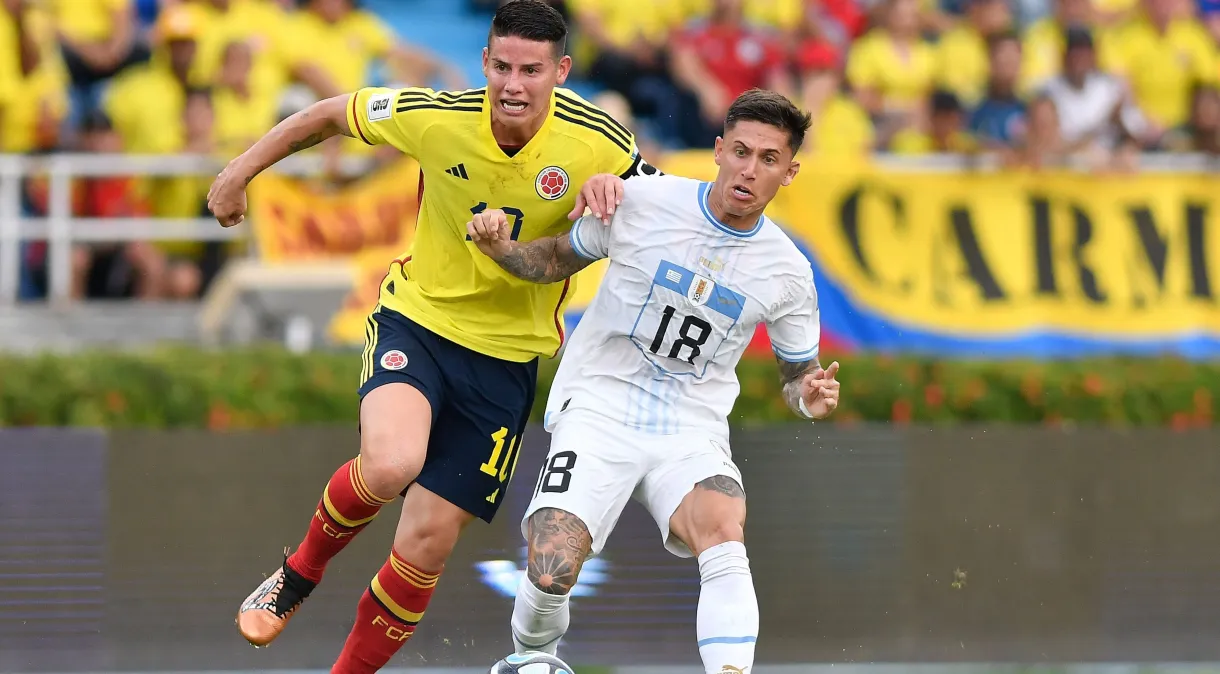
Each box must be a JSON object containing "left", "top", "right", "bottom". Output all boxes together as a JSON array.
[
  {"left": 1082, "top": 374, "right": 1104, "bottom": 397},
  {"left": 105, "top": 391, "right": 127, "bottom": 414},
  {"left": 1170, "top": 412, "right": 1190, "bottom": 432},
  {"left": 208, "top": 403, "right": 233, "bottom": 430},
  {"left": 963, "top": 378, "right": 987, "bottom": 404},
  {"left": 924, "top": 383, "right": 944, "bottom": 407},
  {"left": 1194, "top": 388, "right": 1212, "bottom": 416},
  {"left": 892, "top": 399, "right": 912, "bottom": 424},
  {"left": 1020, "top": 375, "right": 1043, "bottom": 404}
]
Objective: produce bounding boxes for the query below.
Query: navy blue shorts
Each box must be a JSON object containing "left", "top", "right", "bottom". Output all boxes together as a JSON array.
[{"left": 357, "top": 306, "right": 538, "bottom": 523}]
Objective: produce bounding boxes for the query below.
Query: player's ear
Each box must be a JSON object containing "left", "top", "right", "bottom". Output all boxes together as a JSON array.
[
  {"left": 783, "top": 160, "right": 800, "bottom": 187},
  {"left": 713, "top": 136, "right": 723, "bottom": 166},
  {"left": 481, "top": 47, "right": 490, "bottom": 78},
  {"left": 555, "top": 54, "right": 572, "bottom": 85}
]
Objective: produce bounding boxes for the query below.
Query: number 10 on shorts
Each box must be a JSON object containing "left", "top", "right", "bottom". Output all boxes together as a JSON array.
[{"left": 480, "top": 427, "right": 522, "bottom": 503}]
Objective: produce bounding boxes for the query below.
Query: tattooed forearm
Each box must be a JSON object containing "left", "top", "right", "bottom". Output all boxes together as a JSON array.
[
  {"left": 777, "top": 356, "right": 820, "bottom": 417},
  {"left": 287, "top": 131, "right": 327, "bottom": 154},
  {"left": 526, "top": 508, "right": 593, "bottom": 595},
  {"left": 696, "top": 475, "right": 745, "bottom": 499},
  {"left": 495, "top": 233, "right": 596, "bottom": 284},
  {"left": 230, "top": 97, "right": 348, "bottom": 186}
]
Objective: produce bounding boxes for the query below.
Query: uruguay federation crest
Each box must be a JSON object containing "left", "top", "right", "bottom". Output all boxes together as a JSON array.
[{"left": 687, "top": 274, "right": 715, "bottom": 306}]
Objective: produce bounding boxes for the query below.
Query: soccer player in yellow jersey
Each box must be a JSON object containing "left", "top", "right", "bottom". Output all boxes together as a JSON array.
[{"left": 205, "top": 2, "right": 658, "bottom": 671}]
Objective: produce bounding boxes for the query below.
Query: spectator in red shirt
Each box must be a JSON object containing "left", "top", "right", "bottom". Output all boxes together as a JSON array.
[
  {"left": 669, "top": 0, "right": 797, "bottom": 148},
  {"left": 68, "top": 110, "right": 199, "bottom": 300}
]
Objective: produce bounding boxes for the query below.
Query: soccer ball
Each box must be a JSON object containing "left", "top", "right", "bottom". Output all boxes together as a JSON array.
[{"left": 490, "top": 651, "right": 574, "bottom": 674}]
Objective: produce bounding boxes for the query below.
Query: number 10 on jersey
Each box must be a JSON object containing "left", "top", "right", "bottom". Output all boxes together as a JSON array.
[{"left": 466, "top": 203, "right": 524, "bottom": 241}]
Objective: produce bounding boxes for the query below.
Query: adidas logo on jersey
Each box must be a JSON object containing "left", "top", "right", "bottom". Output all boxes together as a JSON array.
[{"left": 445, "top": 164, "right": 469, "bottom": 180}]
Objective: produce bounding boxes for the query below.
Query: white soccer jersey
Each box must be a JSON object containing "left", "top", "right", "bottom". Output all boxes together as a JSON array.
[{"left": 544, "top": 175, "right": 821, "bottom": 442}]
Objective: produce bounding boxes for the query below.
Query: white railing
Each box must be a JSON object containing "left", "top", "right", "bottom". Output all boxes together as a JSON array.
[
  {"left": 0, "top": 152, "right": 374, "bottom": 305},
  {"left": 2, "top": 151, "right": 1217, "bottom": 306}
]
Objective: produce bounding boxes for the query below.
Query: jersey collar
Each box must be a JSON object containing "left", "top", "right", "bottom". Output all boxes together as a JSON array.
[
  {"left": 698, "top": 182, "right": 764, "bottom": 238},
  {"left": 480, "top": 88, "right": 557, "bottom": 161}
]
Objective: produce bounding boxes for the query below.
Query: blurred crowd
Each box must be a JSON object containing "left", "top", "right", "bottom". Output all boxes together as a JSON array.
[
  {"left": 0, "top": 0, "right": 460, "bottom": 301},
  {"left": 552, "top": 0, "right": 1220, "bottom": 170},
  {"left": 3, "top": 0, "right": 1220, "bottom": 302}
]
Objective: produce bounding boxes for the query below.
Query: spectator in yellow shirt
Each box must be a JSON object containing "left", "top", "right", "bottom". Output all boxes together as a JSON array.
[
  {"left": 102, "top": 3, "right": 213, "bottom": 297},
  {"left": 1021, "top": 0, "right": 1101, "bottom": 90},
  {"left": 933, "top": 0, "right": 1013, "bottom": 107},
  {"left": 1104, "top": 0, "right": 1219, "bottom": 135},
  {"left": 210, "top": 40, "right": 280, "bottom": 159},
  {"left": 891, "top": 89, "right": 979, "bottom": 153},
  {"left": 0, "top": 0, "right": 67, "bottom": 154},
  {"left": 51, "top": 0, "right": 149, "bottom": 131},
  {"left": 291, "top": 0, "right": 466, "bottom": 164},
  {"left": 846, "top": 0, "right": 937, "bottom": 143},
  {"left": 800, "top": 59, "right": 877, "bottom": 157},
  {"left": 568, "top": 0, "right": 686, "bottom": 106},
  {"left": 682, "top": 0, "right": 806, "bottom": 34},
  {"left": 291, "top": 0, "right": 465, "bottom": 94},
  {"left": 190, "top": 0, "right": 342, "bottom": 112},
  {"left": 1160, "top": 84, "right": 1220, "bottom": 152},
  {"left": 0, "top": 0, "right": 40, "bottom": 82}
]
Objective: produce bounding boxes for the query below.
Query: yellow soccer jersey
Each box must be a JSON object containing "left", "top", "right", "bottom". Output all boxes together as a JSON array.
[{"left": 346, "top": 86, "right": 651, "bottom": 362}]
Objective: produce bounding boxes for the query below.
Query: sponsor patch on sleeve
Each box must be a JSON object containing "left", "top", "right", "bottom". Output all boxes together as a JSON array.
[{"left": 367, "top": 93, "right": 393, "bottom": 122}]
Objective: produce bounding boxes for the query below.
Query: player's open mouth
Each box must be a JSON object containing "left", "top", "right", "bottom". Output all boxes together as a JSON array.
[
  {"left": 731, "top": 185, "right": 753, "bottom": 200},
  {"left": 500, "top": 99, "right": 528, "bottom": 114}
]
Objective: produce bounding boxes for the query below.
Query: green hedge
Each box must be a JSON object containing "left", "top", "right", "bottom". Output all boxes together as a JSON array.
[{"left": 0, "top": 347, "right": 1214, "bottom": 428}]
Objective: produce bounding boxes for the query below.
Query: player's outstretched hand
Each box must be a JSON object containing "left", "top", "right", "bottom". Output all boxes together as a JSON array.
[
  {"left": 568, "top": 173, "right": 624, "bottom": 225},
  {"left": 800, "top": 361, "right": 840, "bottom": 419},
  {"left": 467, "top": 208, "right": 514, "bottom": 259},
  {"left": 207, "top": 161, "right": 248, "bottom": 228}
]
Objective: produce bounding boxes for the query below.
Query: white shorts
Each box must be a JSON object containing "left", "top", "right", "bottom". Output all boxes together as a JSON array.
[{"left": 521, "top": 409, "right": 743, "bottom": 559}]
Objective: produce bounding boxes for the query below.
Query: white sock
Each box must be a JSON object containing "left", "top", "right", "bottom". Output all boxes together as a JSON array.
[
  {"left": 510, "top": 575, "right": 570, "bottom": 656},
  {"left": 696, "top": 541, "right": 759, "bottom": 674}
]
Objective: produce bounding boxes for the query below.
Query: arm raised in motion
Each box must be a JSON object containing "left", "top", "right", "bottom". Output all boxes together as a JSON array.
[{"left": 207, "top": 94, "right": 354, "bottom": 227}]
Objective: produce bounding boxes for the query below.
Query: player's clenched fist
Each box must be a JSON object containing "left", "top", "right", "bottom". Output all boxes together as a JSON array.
[
  {"left": 207, "top": 161, "right": 249, "bottom": 228},
  {"left": 466, "top": 208, "right": 514, "bottom": 259},
  {"left": 800, "top": 361, "right": 841, "bottom": 419}
]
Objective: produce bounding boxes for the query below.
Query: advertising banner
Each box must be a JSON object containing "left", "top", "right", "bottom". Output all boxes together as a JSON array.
[{"left": 7, "top": 427, "right": 1220, "bottom": 671}]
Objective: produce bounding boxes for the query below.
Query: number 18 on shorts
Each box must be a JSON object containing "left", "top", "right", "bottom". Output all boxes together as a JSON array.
[{"left": 522, "top": 409, "right": 744, "bottom": 559}]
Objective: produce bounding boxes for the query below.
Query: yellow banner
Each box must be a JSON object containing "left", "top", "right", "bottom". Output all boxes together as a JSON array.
[
  {"left": 273, "top": 149, "right": 1220, "bottom": 354},
  {"left": 248, "top": 158, "right": 422, "bottom": 262},
  {"left": 662, "top": 152, "right": 1220, "bottom": 351}
]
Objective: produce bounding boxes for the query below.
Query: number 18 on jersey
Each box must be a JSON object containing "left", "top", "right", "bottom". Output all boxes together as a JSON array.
[{"left": 629, "top": 260, "right": 746, "bottom": 378}]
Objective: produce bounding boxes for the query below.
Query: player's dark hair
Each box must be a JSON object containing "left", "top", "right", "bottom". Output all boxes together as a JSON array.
[
  {"left": 489, "top": 0, "right": 568, "bottom": 59},
  {"left": 723, "top": 89, "right": 813, "bottom": 155}
]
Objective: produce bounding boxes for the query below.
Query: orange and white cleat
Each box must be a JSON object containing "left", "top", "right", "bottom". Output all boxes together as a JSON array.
[{"left": 236, "top": 557, "right": 316, "bottom": 647}]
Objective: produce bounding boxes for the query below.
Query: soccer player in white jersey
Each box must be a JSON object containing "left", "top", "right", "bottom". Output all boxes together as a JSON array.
[{"left": 467, "top": 89, "right": 841, "bottom": 674}]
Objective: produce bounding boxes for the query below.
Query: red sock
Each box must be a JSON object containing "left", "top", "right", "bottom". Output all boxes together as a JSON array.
[
  {"left": 286, "top": 457, "right": 393, "bottom": 584},
  {"left": 331, "top": 551, "right": 441, "bottom": 674}
]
